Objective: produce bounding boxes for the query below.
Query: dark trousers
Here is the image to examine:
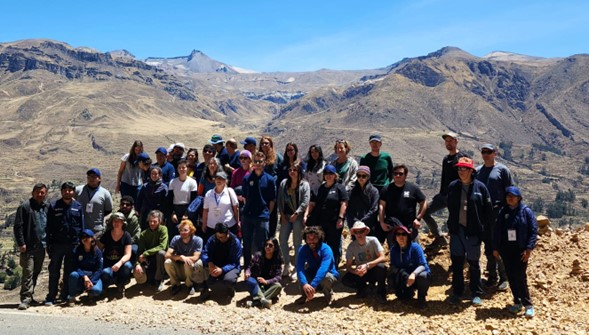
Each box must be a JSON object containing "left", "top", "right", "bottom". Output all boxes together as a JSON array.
[
  {"left": 47, "top": 243, "right": 75, "bottom": 301},
  {"left": 449, "top": 227, "right": 483, "bottom": 297},
  {"left": 501, "top": 245, "right": 532, "bottom": 306},
  {"left": 269, "top": 206, "right": 278, "bottom": 238},
  {"left": 388, "top": 268, "right": 431, "bottom": 300},
  {"left": 322, "top": 226, "right": 343, "bottom": 266},
  {"left": 19, "top": 248, "right": 45, "bottom": 303},
  {"left": 120, "top": 182, "right": 140, "bottom": 204},
  {"left": 207, "top": 268, "right": 240, "bottom": 297},
  {"left": 422, "top": 193, "right": 447, "bottom": 237},
  {"left": 342, "top": 263, "right": 387, "bottom": 296},
  {"left": 483, "top": 208, "right": 507, "bottom": 283}
]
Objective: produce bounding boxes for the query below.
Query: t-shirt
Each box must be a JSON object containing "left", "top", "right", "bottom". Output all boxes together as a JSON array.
[
  {"left": 169, "top": 176, "right": 198, "bottom": 205},
  {"left": 75, "top": 185, "right": 113, "bottom": 233},
  {"left": 346, "top": 236, "right": 383, "bottom": 265},
  {"left": 440, "top": 152, "right": 468, "bottom": 195},
  {"left": 360, "top": 152, "right": 394, "bottom": 188},
  {"left": 310, "top": 182, "right": 348, "bottom": 228},
  {"left": 169, "top": 235, "right": 203, "bottom": 256},
  {"left": 120, "top": 153, "right": 142, "bottom": 186},
  {"left": 380, "top": 182, "right": 426, "bottom": 227},
  {"left": 203, "top": 187, "right": 239, "bottom": 228},
  {"left": 475, "top": 162, "right": 513, "bottom": 206},
  {"left": 100, "top": 231, "right": 132, "bottom": 267}
]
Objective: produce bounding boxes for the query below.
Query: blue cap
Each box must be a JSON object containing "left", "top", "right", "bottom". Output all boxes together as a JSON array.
[
  {"left": 506, "top": 186, "right": 522, "bottom": 198},
  {"left": 240, "top": 136, "right": 257, "bottom": 146},
  {"left": 155, "top": 147, "right": 168, "bottom": 155},
  {"left": 369, "top": 134, "right": 382, "bottom": 142},
  {"left": 324, "top": 165, "right": 337, "bottom": 174},
  {"left": 81, "top": 229, "right": 95, "bottom": 238},
  {"left": 135, "top": 152, "right": 150, "bottom": 164},
  {"left": 86, "top": 168, "right": 101, "bottom": 177}
]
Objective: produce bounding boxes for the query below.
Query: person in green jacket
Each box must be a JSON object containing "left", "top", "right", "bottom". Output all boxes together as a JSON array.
[{"left": 133, "top": 210, "right": 168, "bottom": 291}]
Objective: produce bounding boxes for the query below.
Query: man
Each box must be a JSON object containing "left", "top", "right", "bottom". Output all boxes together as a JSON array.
[
  {"left": 152, "top": 146, "right": 175, "bottom": 185},
  {"left": 359, "top": 134, "right": 394, "bottom": 190},
  {"left": 476, "top": 143, "right": 514, "bottom": 291},
  {"left": 164, "top": 220, "right": 205, "bottom": 295},
  {"left": 170, "top": 143, "right": 186, "bottom": 175},
  {"left": 241, "top": 151, "right": 276, "bottom": 269},
  {"left": 45, "top": 181, "right": 85, "bottom": 305},
  {"left": 296, "top": 226, "right": 339, "bottom": 305},
  {"left": 446, "top": 157, "right": 493, "bottom": 306},
  {"left": 133, "top": 210, "right": 168, "bottom": 291},
  {"left": 13, "top": 183, "right": 48, "bottom": 310},
  {"left": 75, "top": 168, "right": 113, "bottom": 238},
  {"left": 105, "top": 196, "right": 141, "bottom": 263},
  {"left": 342, "top": 221, "right": 387, "bottom": 301},
  {"left": 240, "top": 136, "right": 257, "bottom": 155},
  {"left": 223, "top": 138, "right": 241, "bottom": 178},
  {"left": 200, "top": 223, "right": 242, "bottom": 301},
  {"left": 210, "top": 134, "right": 230, "bottom": 167},
  {"left": 379, "top": 164, "right": 427, "bottom": 244},
  {"left": 422, "top": 131, "right": 468, "bottom": 246}
]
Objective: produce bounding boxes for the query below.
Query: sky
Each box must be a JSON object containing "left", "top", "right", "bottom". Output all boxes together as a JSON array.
[{"left": 1, "top": 0, "right": 588, "bottom": 72}]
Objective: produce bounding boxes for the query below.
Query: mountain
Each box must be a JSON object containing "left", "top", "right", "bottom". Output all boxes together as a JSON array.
[{"left": 145, "top": 49, "right": 253, "bottom": 74}]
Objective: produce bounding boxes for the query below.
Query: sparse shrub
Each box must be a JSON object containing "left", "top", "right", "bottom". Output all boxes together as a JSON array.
[
  {"left": 542, "top": 177, "right": 551, "bottom": 184},
  {"left": 0, "top": 271, "right": 7, "bottom": 283},
  {"left": 499, "top": 141, "right": 513, "bottom": 160},
  {"left": 555, "top": 189, "right": 576, "bottom": 203},
  {"left": 581, "top": 199, "right": 588, "bottom": 209},
  {"left": 6, "top": 257, "right": 17, "bottom": 270},
  {"left": 531, "top": 198, "right": 544, "bottom": 212}
]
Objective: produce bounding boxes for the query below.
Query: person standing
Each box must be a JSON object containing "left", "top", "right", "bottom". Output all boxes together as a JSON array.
[
  {"left": 224, "top": 138, "right": 241, "bottom": 179},
  {"left": 210, "top": 134, "right": 231, "bottom": 168},
  {"left": 422, "top": 131, "right": 468, "bottom": 247},
  {"left": 304, "top": 144, "right": 327, "bottom": 197},
  {"left": 75, "top": 168, "right": 113, "bottom": 238},
  {"left": 136, "top": 166, "right": 169, "bottom": 230},
  {"left": 446, "top": 157, "right": 493, "bottom": 306},
  {"left": 241, "top": 151, "right": 276, "bottom": 269},
  {"left": 153, "top": 146, "right": 176, "bottom": 185},
  {"left": 168, "top": 159, "right": 198, "bottom": 240},
  {"left": 345, "top": 166, "right": 379, "bottom": 236},
  {"left": 115, "top": 140, "right": 143, "bottom": 202},
  {"left": 330, "top": 139, "right": 358, "bottom": 193},
  {"left": 45, "top": 181, "right": 85, "bottom": 305},
  {"left": 14, "top": 183, "right": 48, "bottom": 310},
  {"left": 359, "top": 134, "right": 394, "bottom": 191},
  {"left": 258, "top": 136, "right": 282, "bottom": 238},
  {"left": 476, "top": 143, "right": 514, "bottom": 291},
  {"left": 493, "top": 186, "right": 538, "bottom": 318}
]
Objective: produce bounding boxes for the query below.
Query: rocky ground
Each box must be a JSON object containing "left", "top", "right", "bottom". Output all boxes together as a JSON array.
[{"left": 1, "top": 225, "right": 588, "bottom": 335}]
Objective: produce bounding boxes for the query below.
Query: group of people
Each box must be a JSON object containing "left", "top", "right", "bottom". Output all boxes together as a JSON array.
[{"left": 13, "top": 131, "right": 538, "bottom": 318}]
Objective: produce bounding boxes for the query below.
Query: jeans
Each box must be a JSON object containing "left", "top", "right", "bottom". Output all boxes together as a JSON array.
[
  {"left": 279, "top": 215, "right": 304, "bottom": 271},
  {"left": 244, "top": 276, "right": 282, "bottom": 300},
  {"left": 164, "top": 259, "right": 207, "bottom": 287},
  {"left": 19, "top": 248, "right": 45, "bottom": 303},
  {"left": 101, "top": 261, "right": 133, "bottom": 287},
  {"left": 422, "top": 193, "right": 447, "bottom": 237},
  {"left": 133, "top": 250, "right": 166, "bottom": 284},
  {"left": 449, "top": 227, "right": 483, "bottom": 297},
  {"left": 241, "top": 217, "right": 269, "bottom": 269},
  {"left": 68, "top": 271, "right": 102, "bottom": 297},
  {"left": 47, "top": 243, "right": 75, "bottom": 301}
]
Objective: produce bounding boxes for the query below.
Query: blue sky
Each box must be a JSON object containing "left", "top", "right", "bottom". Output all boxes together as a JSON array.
[{"left": 1, "top": 0, "right": 587, "bottom": 72}]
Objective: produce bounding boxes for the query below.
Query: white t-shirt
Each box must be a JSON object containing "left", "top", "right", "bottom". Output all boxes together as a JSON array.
[
  {"left": 203, "top": 187, "right": 238, "bottom": 229},
  {"left": 169, "top": 176, "right": 198, "bottom": 205}
]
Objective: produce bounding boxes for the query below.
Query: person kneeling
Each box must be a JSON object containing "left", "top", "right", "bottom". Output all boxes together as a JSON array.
[
  {"left": 133, "top": 210, "right": 168, "bottom": 291},
  {"left": 67, "top": 229, "right": 103, "bottom": 304},
  {"left": 389, "top": 226, "right": 431, "bottom": 308},
  {"left": 342, "top": 221, "right": 387, "bottom": 302},
  {"left": 244, "top": 237, "right": 284, "bottom": 308}
]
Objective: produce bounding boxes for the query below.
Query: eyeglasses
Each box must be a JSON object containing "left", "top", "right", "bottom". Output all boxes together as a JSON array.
[
  {"left": 288, "top": 168, "right": 298, "bottom": 172},
  {"left": 457, "top": 167, "right": 471, "bottom": 171},
  {"left": 253, "top": 160, "right": 264, "bottom": 164},
  {"left": 265, "top": 243, "right": 274, "bottom": 248},
  {"left": 356, "top": 174, "right": 369, "bottom": 179},
  {"left": 393, "top": 172, "right": 405, "bottom": 176},
  {"left": 286, "top": 148, "right": 295, "bottom": 152},
  {"left": 353, "top": 229, "right": 368, "bottom": 234},
  {"left": 395, "top": 233, "right": 408, "bottom": 237},
  {"left": 261, "top": 142, "right": 270, "bottom": 146},
  {"left": 239, "top": 156, "right": 249, "bottom": 160},
  {"left": 481, "top": 150, "right": 494, "bottom": 155}
]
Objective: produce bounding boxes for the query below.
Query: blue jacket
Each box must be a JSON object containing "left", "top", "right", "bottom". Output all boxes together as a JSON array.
[
  {"left": 494, "top": 202, "right": 538, "bottom": 251},
  {"left": 137, "top": 180, "right": 169, "bottom": 218},
  {"left": 46, "top": 199, "right": 85, "bottom": 245},
  {"left": 446, "top": 179, "right": 493, "bottom": 238},
  {"left": 201, "top": 232, "right": 242, "bottom": 274},
  {"left": 296, "top": 242, "right": 339, "bottom": 288},
  {"left": 242, "top": 171, "right": 276, "bottom": 219},
  {"left": 389, "top": 242, "right": 430, "bottom": 274},
  {"left": 72, "top": 245, "right": 103, "bottom": 284}
]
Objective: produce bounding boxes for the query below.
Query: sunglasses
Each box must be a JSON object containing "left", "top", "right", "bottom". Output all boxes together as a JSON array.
[
  {"left": 265, "top": 243, "right": 275, "bottom": 248},
  {"left": 457, "top": 167, "right": 471, "bottom": 171},
  {"left": 393, "top": 172, "right": 405, "bottom": 176},
  {"left": 354, "top": 229, "right": 368, "bottom": 234},
  {"left": 356, "top": 174, "right": 369, "bottom": 179},
  {"left": 395, "top": 233, "right": 409, "bottom": 237},
  {"left": 239, "top": 156, "right": 250, "bottom": 160},
  {"left": 253, "top": 160, "right": 264, "bottom": 164},
  {"left": 481, "top": 150, "right": 494, "bottom": 155}
]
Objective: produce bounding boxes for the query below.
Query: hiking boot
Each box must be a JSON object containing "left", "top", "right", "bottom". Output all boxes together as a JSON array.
[
  {"left": 508, "top": 304, "right": 523, "bottom": 314},
  {"left": 447, "top": 295, "right": 461, "bottom": 305},
  {"left": 356, "top": 287, "right": 367, "bottom": 299},
  {"left": 417, "top": 298, "right": 427, "bottom": 309},
  {"left": 472, "top": 296, "right": 483, "bottom": 306},
  {"left": 171, "top": 285, "right": 182, "bottom": 295},
  {"left": 525, "top": 306, "right": 535, "bottom": 318},
  {"left": 498, "top": 281, "right": 509, "bottom": 291},
  {"left": 260, "top": 298, "right": 272, "bottom": 309},
  {"left": 18, "top": 301, "right": 29, "bottom": 310}
]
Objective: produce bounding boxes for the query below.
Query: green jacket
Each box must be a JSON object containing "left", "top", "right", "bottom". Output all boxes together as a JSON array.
[{"left": 137, "top": 225, "right": 168, "bottom": 259}]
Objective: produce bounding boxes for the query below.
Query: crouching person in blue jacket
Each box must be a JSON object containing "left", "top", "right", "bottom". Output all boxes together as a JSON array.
[
  {"left": 493, "top": 186, "right": 538, "bottom": 318},
  {"left": 68, "top": 229, "right": 103, "bottom": 304}
]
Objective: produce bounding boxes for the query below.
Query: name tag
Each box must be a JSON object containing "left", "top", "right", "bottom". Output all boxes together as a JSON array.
[
  {"left": 507, "top": 229, "right": 517, "bottom": 241},
  {"left": 86, "top": 203, "right": 94, "bottom": 213},
  {"left": 403, "top": 191, "right": 410, "bottom": 198}
]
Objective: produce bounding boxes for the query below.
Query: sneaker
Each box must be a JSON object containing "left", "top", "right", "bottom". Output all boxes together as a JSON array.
[
  {"left": 498, "top": 281, "right": 509, "bottom": 291},
  {"left": 508, "top": 304, "right": 523, "bottom": 314},
  {"left": 44, "top": 300, "right": 54, "bottom": 306},
  {"left": 472, "top": 296, "right": 483, "bottom": 306},
  {"left": 525, "top": 306, "right": 535, "bottom": 318},
  {"left": 189, "top": 287, "right": 196, "bottom": 296},
  {"left": 157, "top": 281, "right": 165, "bottom": 293},
  {"left": 325, "top": 290, "right": 334, "bottom": 305},
  {"left": 18, "top": 301, "right": 29, "bottom": 310},
  {"left": 260, "top": 298, "right": 272, "bottom": 309},
  {"left": 447, "top": 295, "right": 460, "bottom": 305},
  {"left": 171, "top": 285, "right": 182, "bottom": 295}
]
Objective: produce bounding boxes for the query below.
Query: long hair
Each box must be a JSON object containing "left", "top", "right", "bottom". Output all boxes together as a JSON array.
[
  {"left": 127, "top": 140, "right": 144, "bottom": 166},
  {"left": 262, "top": 237, "right": 284, "bottom": 266},
  {"left": 186, "top": 148, "right": 199, "bottom": 165},
  {"left": 306, "top": 144, "right": 324, "bottom": 172},
  {"left": 286, "top": 161, "right": 303, "bottom": 189},
  {"left": 204, "top": 157, "right": 222, "bottom": 180},
  {"left": 259, "top": 136, "right": 277, "bottom": 165},
  {"left": 283, "top": 142, "right": 301, "bottom": 165}
]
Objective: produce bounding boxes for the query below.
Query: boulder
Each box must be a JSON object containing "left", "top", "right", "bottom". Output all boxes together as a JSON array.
[{"left": 537, "top": 215, "right": 550, "bottom": 228}]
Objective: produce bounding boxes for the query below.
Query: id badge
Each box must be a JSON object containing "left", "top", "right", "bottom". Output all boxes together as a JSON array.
[
  {"left": 86, "top": 203, "right": 93, "bottom": 213},
  {"left": 214, "top": 207, "right": 221, "bottom": 216},
  {"left": 507, "top": 229, "right": 517, "bottom": 241}
]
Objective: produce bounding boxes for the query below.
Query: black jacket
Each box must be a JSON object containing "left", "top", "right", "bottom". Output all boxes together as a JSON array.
[{"left": 446, "top": 179, "right": 493, "bottom": 238}]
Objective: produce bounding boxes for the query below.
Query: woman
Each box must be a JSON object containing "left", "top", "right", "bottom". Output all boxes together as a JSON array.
[
  {"left": 389, "top": 225, "right": 431, "bottom": 309},
  {"left": 277, "top": 142, "right": 305, "bottom": 188},
  {"left": 186, "top": 148, "right": 199, "bottom": 178},
  {"left": 277, "top": 162, "right": 310, "bottom": 278},
  {"left": 198, "top": 157, "right": 222, "bottom": 198},
  {"left": 330, "top": 139, "right": 358, "bottom": 193},
  {"left": 345, "top": 166, "right": 379, "bottom": 235},
  {"left": 230, "top": 150, "right": 252, "bottom": 189},
  {"left": 493, "top": 186, "right": 538, "bottom": 318},
  {"left": 202, "top": 171, "right": 239, "bottom": 241},
  {"left": 244, "top": 237, "right": 284, "bottom": 308},
  {"left": 304, "top": 145, "right": 327, "bottom": 196},
  {"left": 259, "top": 135, "right": 282, "bottom": 238},
  {"left": 115, "top": 140, "right": 143, "bottom": 201},
  {"left": 305, "top": 164, "right": 348, "bottom": 266},
  {"left": 169, "top": 159, "right": 198, "bottom": 239},
  {"left": 67, "top": 229, "right": 103, "bottom": 303},
  {"left": 195, "top": 144, "right": 216, "bottom": 183},
  {"left": 99, "top": 212, "right": 133, "bottom": 293},
  {"left": 136, "top": 166, "right": 169, "bottom": 230}
]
